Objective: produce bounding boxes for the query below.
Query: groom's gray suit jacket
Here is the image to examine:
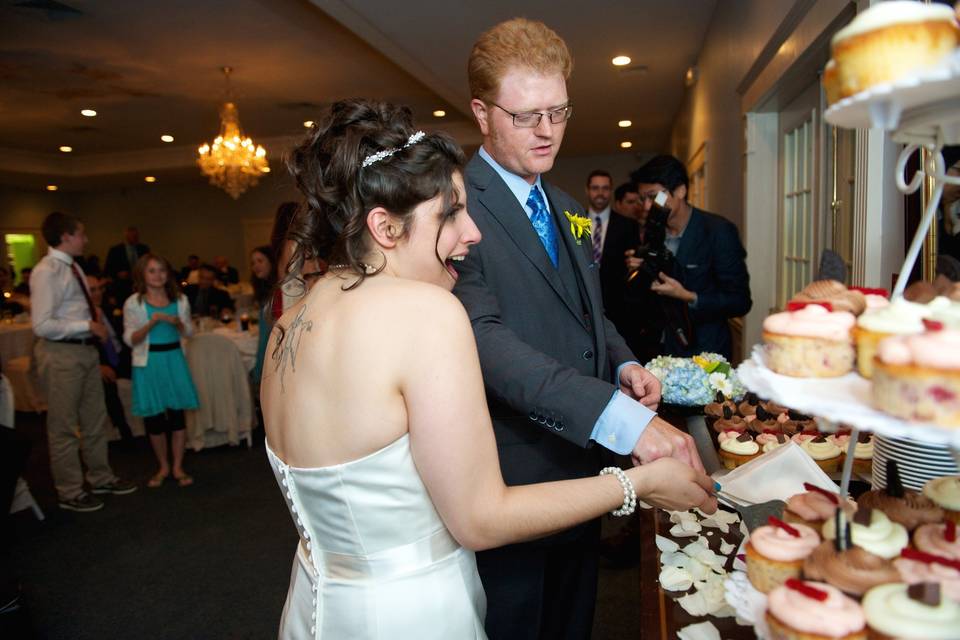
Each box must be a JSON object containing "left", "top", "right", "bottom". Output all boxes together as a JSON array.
[{"left": 454, "top": 153, "right": 636, "bottom": 494}]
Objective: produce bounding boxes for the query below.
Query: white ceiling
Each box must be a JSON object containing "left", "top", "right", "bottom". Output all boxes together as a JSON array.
[{"left": 0, "top": 0, "right": 717, "bottom": 190}]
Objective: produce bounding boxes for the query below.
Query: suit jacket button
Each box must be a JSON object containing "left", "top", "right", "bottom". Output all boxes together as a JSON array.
[{"left": 582, "top": 349, "right": 594, "bottom": 360}]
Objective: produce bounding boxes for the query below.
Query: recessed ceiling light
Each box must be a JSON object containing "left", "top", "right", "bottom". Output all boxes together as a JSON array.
[
  {"left": 261, "top": 167, "right": 271, "bottom": 173},
  {"left": 80, "top": 109, "right": 97, "bottom": 117},
  {"left": 433, "top": 110, "right": 446, "bottom": 118},
  {"left": 618, "top": 120, "right": 632, "bottom": 128},
  {"left": 46, "top": 185, "right": 58, "bottom": 191},
  {"left": 59, "top": 146, "right": 72, "bottom": 153},
  {"left": 144, "top": 176, "right": 157, "bottom": 183},
  {"left": 612, "top": 55, "right": 631, "bottom": 66},
  {"left": 303, "top": 120, "right": 314, "bottom": 128},
  {"left": 160, "top": 134, "right": 174, "bottom": 143},
  {"left": 620, "top": 141, "right": 633, "bottom": 149}
]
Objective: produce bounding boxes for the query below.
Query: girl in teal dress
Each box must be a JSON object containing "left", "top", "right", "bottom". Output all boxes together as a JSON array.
[{"left": 123, "top": 254, "right": 199, "bottom": 488}]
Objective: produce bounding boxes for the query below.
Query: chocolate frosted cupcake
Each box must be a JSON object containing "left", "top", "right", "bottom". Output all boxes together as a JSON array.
[
  {"left": 704, "top": 391, "right": 738, "bottom": 442},
  {"left": 738, "top": 391, "right": 760, "bottom": 418},
  {"left": 803, "top": 512, "right": 901, "bottom": 598},
  {"left": 859, "top": 461, "right": 944, "bottom": 531},
  {"left": 711, "top": 415, "right": 748, "bottom": 449}
]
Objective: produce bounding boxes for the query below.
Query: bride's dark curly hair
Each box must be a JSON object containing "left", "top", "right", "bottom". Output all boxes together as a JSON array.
[{"left": 285, "top": 99, "right": 466, "bottom": 290}]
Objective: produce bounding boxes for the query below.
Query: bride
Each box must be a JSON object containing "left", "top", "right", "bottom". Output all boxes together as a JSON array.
[{"left": 260, "top": 99, "right": 717, "bottom": 639}]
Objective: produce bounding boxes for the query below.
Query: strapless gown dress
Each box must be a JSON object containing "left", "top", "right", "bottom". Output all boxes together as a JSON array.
[{"left": 266, "top": 434, "right": 487, "bottom": 638}]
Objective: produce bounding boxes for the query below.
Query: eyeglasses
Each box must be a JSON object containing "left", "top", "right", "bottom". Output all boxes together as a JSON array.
[{"left": 489, "top": 102, "right": 573, "bottom": 128}]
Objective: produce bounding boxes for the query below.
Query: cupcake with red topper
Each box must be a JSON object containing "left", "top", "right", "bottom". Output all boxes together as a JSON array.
[
  {"left": 863, "top": 582, "right": 960, "bottom": 640},
  {"left": 785, "top": 483, "right": 858, "bottom": 529},
  {"left": 913, "top": 520, "right": 960, "bottom": 562},
  {"left": 765, "top": 578, "right": 867, "bottom": 640},
  {"left": 871, "top": 324, "right": 960, "bottom": 427},
  {"left": 763, "top": 302, "right": 856, "bottom": 377},
  {"left": 745, "top": 516, "right": 821, "bottom": 593},
  {"left": 858, "top": 461, "right": 944, "bottom": 532},
  {"left": 894, "top": 548, "right": 960, "bottom": 603}
]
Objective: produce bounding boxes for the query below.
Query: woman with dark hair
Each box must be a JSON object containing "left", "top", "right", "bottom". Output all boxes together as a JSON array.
[
  {"left": 249, "top": 244, "right": 275, "bottom": 385},
  {"left": 123, "top": 254, "right": 198, "bottom": 488},
  {"left": 261, "top": 99, "right": 716, "bottom": 639}
]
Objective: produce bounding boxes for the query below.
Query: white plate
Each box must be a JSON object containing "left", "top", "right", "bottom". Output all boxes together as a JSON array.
[{"left": 723, "top": 571, "right": 769, "bottom": 639}]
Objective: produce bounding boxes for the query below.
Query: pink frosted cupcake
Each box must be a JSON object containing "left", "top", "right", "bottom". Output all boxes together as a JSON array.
[
  {"left": 756, "top": 431, "right": 789, "bottom": 453},
  {"left": 763, "top": 303, "right": 856, "bottom": 377},
  {"left": 872, "top": 329, "right": 960, "bottom": 427},
  {"left": 784, "top": 483, "right": 857, "bottom": 529},
  {"left": 745, "top": 517, "right": 820, "bottom": 593},
  {"left": 765, "top": 579, "right": 866, "bottom": 640},
  {"left": 895, "top": 548, "right": 960, "bottom": 603},
  {"left": 914, "top": 521, "right": 960, "bottom": 561}
]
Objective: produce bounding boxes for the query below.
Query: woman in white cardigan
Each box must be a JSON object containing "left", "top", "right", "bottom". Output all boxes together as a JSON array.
[{"left": 124, "top": 254, "right": 199, "bottom": 488}]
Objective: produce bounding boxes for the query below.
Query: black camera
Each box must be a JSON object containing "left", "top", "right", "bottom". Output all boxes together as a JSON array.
[{"left": 625, "top": 207, "right": 678, "bottom": 292}]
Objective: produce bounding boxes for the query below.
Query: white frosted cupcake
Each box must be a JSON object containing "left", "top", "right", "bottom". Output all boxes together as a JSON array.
[
  {"left": 718, "top": 431, "right": 759, "bottom": 470},
  {"left": 923, "top": 476, "right": 960, "bottom": 524},
  {"left": 763, "top": 304, "right": 855, "bottom": 377},
  {"left": 821, "top": 508, "right": 909, "bottom": 560},
  {"left": 828, "top": 432, "right": 874, "bottom": 476},
  {"left": 863, "top": 582, "right": 960, "bottom": 639},
  {"left": 800, "top": 435, "right": 844, "bottom": 473},
  {"left": 853, "top": 297, "right": 929, "bottom": 378}
]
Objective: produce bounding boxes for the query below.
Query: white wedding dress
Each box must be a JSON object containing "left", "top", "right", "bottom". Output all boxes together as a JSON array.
[{"left": 266, "top": 434, "right": 487, "bottom": 639}]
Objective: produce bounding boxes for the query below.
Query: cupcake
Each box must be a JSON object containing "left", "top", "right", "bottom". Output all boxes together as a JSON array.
[
  {"left": 792, "top": 431, "right": 821, "bottom": 446},
  {"left": 738, "top": 391, "right": 760, "bottom": 418},
  {"left": 929, "top": 296, "right": 960, "bottom": 330},
  {"left": 757, "top": 432, "right": 789, "bottom": 454},
  {"left": 872, "top": 329, "right": 960, "bottom": 427},
  {"left": 765, "top": 579, "right": 866, "bottom": 640},
  {"left": 923, "top": 476, "right": 960, "bottom": 524},
  {"left": 787, "top": 409, "right": 818, "bottom": 431},
  {"left": 801, "top": 435, "right": 844, "bottom": 473},
  {"left": 718, "top": 432, "right": 759, "bottom": 470},
  {"left": 712, "top": 415, "right": 748, "bottom": 448},
  {"left": 704, "top": 391, "right": 738, "bottom": 433},
  {"left": 785, "top": 483, "right": 857, "bottom": 529},
  {"left": 746, "top": 517, "right": 821, "bottom": 593},
  {"left": 853, "top": 297, "right": 929, "bottom": 378},
  {"left": 913, "top": 521, "right": 960, "bottom": 561},
  {"left": 749, "top": 403, "right": 790, "bottom": 432},
  {"left": 821, "top": 508, "right": 909, "bottom": 560},
  {"left": 791, "top": 279, "right": 867, "bottom": 316},
  {"left": 859, "top": 461, "right": 944, "bottom": 531},
  {"left": 828, "top": 432, "right": 874, "bottom": 477},
  {"left": 894, "top": 549, "right": 960, "bottom": 603},
  {"left": 863, "top": 582, "right": 960, "bottom": 640},
  {"left": 763, "top": 304, "right": 856, "bottom": 377}
]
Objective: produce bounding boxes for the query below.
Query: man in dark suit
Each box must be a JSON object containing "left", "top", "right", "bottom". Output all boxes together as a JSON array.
[
  {"left": 212, "top": 256, "right": 239, "bottom": 285},
  {"left": 453, "top": 19, "right": 704, "bottom": 640},
  {"left": 630, "top": 155, "right": 752, "bottom": 359},
  {"left": 104, "top": 226, "right": 149, "bottom": 281},
  {"left": 183, "top": 265, "right": 234, "bottom": 317}
]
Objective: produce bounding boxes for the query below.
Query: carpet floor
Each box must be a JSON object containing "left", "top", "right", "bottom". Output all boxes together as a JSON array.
[{"left": 9, "top": 412, "right": 642, "bottom": 639}]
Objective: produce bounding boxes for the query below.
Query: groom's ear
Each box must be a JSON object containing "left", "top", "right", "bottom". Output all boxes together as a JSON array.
[
  {"left": 366, "top": 207, "right": 400, "bottom": 249},
  {"left": 470, "top": 99, "right": 490, "bottom": 136}
]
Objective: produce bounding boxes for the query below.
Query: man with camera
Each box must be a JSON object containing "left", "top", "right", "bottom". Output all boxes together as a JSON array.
[{"left": 626, "top": 155, "right": 751, "bottom": 360}]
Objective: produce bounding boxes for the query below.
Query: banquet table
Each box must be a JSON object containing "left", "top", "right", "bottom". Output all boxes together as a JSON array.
[{"left": 0, "top": 321, "right": 34, "bottom": 365}]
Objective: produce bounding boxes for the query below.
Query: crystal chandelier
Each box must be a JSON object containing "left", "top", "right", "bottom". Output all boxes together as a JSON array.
[{"left": 197, "top": 67, "right": 269, "bottom": 199}]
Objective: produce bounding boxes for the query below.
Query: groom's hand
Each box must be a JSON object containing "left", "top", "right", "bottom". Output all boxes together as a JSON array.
[
  {"left": 631, "top": 416, "right": 705, "bottom": 474},
  {"left": 619, "top": 364, "right": 661, "bottom": 410}
]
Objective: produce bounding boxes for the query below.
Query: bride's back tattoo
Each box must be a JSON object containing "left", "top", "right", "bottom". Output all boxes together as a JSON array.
[{"left": 271, "top": 305, "right": 313, "bottom": 393}]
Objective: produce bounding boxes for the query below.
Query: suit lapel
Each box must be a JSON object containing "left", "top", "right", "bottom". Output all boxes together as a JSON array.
[
  {"left": 675, "top": 208, "right": 702, "bottom": 265},
  {"left": 544, "top": 182, "right": 595, "bottom": 330},
  {"left": 468, "top": 156, "right": 584, "bottom": 322}
]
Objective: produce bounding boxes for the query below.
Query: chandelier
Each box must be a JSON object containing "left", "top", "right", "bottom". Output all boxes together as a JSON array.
[{"left": 197, "top": 67, "right": 269, "bottom": 199}]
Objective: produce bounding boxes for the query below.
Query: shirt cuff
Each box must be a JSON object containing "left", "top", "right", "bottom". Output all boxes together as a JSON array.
[
  {"left": 689, "top": 292, "right": 699, "bottom": 309},
  {"left": 590, "top": 390, "right": 656, "bottom": 455}
]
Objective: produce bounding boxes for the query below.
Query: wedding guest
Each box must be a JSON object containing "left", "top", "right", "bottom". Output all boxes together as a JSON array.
[
  {"left": 105, "top": 226, "right": 149, "bottom": 303},
  {"left": 212, "top": 255, "right": 239, "bottom": 285},
  {"left": 13, "top": 267, "right": 31, "bottom": 295},
  {"left": 261, "top": 98, "right": 716, "bottom": 639},
  {"left": 183, "top": 265, "right": 234, "bottom": 317},
  {"left": 178, "top": 255, "right": 200, "bottom": 283},
  {"left": 453, "top": 20, "right": 703, "bottom": 639},
  {"left": 31, "top": 212, "right": 136, "bottom": 512},
  {"left": 123, "top": 254, "right": 198, "bottom": 488},
  {"left": 249, "top": 245, "right": 276, "bottom": 386},
  {"left": 88, "top": 274, "right": 134, "bottom": 443}
]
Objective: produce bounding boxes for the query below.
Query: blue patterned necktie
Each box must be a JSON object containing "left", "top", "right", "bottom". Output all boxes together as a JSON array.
[{"left": 526, "top": 186, "right": 559, "bottom": 268}]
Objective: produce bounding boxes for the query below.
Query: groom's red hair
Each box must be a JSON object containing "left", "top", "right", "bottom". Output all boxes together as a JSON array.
[{"left": 468, "top": 18, "right": 573, "bottom": 103}]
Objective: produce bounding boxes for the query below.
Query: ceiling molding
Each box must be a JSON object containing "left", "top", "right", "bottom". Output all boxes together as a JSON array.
[{"left": 307, "top": 0, "right": 471, "bottom": 117}]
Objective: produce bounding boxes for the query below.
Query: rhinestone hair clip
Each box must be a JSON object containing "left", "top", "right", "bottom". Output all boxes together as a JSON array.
[{"left": 361, "top": 131, "right": 426, "bottom": 169}]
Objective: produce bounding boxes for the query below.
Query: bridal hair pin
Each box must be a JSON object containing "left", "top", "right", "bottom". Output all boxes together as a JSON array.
[{"left": 361, "top": 131, "right": 426, "bottom": 169}]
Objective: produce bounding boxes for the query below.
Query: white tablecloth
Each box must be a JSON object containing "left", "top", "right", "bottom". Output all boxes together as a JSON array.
[{"left": 0, "top": 321, "right": 34, "bottom": 366}]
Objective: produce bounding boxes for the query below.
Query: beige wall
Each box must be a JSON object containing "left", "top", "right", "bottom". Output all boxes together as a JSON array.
[{"left": 669, "top": 0, "right": 796, "bottom": 230}]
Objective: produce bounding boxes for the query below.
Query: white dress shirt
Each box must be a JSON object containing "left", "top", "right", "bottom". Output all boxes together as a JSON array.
[{"left": 30, "top": 248, "right": 94, "bottom": 340}]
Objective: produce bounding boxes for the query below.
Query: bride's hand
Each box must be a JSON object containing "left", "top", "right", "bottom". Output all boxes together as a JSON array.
[{"left": 627, "top": 458, "right": 717, "bottom": 514}]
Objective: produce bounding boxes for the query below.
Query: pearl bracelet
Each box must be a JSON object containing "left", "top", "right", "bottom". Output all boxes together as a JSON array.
[{"left": 599, "top": 466, "right": 637, "bottom": 517}]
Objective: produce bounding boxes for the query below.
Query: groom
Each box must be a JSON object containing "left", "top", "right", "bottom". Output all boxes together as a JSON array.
[{"left": 453, "top": 18, "right": 705, "bottom": 640}]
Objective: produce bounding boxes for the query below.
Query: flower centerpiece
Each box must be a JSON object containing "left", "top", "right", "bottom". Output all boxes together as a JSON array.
[{"left": 644, "top": 352, "right": 746, "bottom": 406}]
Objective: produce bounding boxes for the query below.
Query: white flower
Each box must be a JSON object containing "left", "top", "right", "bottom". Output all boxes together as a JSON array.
[{"left": 708, "top": 372, "right": 733, "bottom": 397}]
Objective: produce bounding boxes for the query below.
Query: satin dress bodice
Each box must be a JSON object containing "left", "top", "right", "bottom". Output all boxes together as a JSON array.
[{"left": 266, "top": 434, "right": 487, "bottom": 639}]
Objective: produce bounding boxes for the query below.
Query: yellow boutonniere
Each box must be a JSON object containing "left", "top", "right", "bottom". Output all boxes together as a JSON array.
[{"left": 564, "top": 211, "right": 592, "bottom": 245}]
